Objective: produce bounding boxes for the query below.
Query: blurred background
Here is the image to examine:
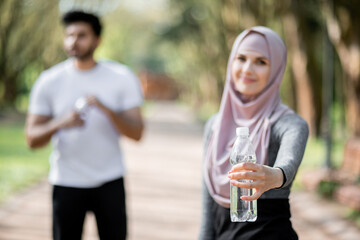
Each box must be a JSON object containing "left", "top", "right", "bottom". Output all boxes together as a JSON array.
[{"left": 0, "top": 0, "right": 359, "bottom": 238}]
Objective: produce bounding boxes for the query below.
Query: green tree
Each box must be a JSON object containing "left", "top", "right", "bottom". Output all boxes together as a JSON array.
[
  {"left": 322, "top": 0, "right": 360, "bottom": 136},
  {"left": 0, "top": 0, "right": 64, "bottom": 110}
]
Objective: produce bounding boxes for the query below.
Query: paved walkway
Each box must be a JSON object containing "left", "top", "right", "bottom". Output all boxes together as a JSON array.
[{"left": 0, "top": 101, "right": 359, "bottom": 240}]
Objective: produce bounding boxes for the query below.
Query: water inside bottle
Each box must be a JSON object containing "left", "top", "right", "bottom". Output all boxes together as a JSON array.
[
  {"left": 230, "top": 154, "right": 257, "bottom": 222},
  {"left": 247, "top": 188, "right": 257, "bottom": 222},
  {"left": 230, "top": 182, "right": 249, "bottom": 222}
]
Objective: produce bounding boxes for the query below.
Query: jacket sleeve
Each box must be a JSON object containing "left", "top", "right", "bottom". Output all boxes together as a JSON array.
[{"left": 273, "top": 114, "right": 309, "bottom": 188}]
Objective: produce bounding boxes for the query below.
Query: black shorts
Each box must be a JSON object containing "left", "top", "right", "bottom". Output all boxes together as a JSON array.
[
  {"left": 212, "top": 198, "right": 298, "bottom": 240},
  {"left": 52, "top": 177, "right": 127, "bottom": 240}
]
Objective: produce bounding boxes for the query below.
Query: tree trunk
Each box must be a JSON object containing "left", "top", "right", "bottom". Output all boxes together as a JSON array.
[
  {"left": 336, "top": 43, "right": 360, "bottom": 136},
  {"left": 324, "top": 5, "right": 360, "bottom": 136},
  {"left": 283, "top": 14, "right": 316, "bottom": 135},
  {"left": 3, "top": 77, "right": 17, "bottom": 105}
]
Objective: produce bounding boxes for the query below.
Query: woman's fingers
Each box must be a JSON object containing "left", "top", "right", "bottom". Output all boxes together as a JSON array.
[
  {"left": 228, "top": 163, "right": 265, "bottom": 181},
  {"left": 228, "top": 170, "right": 264, "bottom": 181},
  {"left": 229, "top": 164, "right": 285, "bottom": 200},
  {"left": 229, "top": 162, "right": 259, "bottom": 173},
  {"left": 230, "top": 179, "right": 263, "bottom": 189},
  {"left": 230, "top": 180, "right": 251, "bottom": 188},
  {"left": 241, "top": 191, "right": 262, "bottom": 201},
  {"left": 230, "top": 180, "right": 263, "bottom": 200}
]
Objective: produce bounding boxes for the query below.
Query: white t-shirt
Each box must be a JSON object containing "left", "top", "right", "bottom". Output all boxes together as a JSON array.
[{"left": 28, "top": 59, "right": 143, "bottom": 188}]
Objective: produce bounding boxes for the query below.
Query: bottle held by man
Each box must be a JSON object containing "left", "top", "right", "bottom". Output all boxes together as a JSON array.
[
  {"left": 74, "top": 97, "right": 89, "bottom": 120},
  {"left": 230, "top": 127, "right": 258, "bottom": 222}
]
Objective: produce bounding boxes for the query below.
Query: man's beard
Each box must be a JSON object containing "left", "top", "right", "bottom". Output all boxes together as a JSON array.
[{"left": 68, "top": 46, "right": 95, "bottom": 61}]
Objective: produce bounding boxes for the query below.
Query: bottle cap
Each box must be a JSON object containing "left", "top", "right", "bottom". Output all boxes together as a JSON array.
[{"left": 236, "top": 127, "right": 249, "bottom": 136}]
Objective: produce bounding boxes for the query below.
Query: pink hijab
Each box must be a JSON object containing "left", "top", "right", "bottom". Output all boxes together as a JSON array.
[{"left": 204, "top": 26, "right": 293, "bottom": 208}]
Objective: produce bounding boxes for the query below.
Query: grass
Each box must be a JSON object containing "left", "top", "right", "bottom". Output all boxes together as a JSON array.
[
  {"left": 292, "top": 137, "right": 345, "bottom": 190},
  {"left": 0, "top": 122, "right": 50, "bottom": 204}
]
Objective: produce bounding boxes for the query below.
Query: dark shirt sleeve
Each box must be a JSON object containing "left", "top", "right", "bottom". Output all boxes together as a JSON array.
[{"left": 272, "top": 114, "right": 309, "bottom": 188}]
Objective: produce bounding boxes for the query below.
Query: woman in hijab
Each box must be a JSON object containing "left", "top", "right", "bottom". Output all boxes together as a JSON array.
[{"left": 199, "top": 26, "right": 309, "bottom": 240}]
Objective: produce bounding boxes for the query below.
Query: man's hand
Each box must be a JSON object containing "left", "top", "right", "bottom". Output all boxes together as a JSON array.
[
  {"left": 25, "top": 111, "right": 84, "bottom": 149},
  {"left": 86, "top": 95, "right": 105, "bottom": 111},
  {"left": 59, "top": 111, "right": 85, "bottom": 129},
  {"left": 85, "top": 95, "right": 144, "bottom": 141}
]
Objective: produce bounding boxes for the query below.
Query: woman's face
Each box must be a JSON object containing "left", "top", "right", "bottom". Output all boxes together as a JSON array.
[{"left": 231, "top": 48, "right": 270, "bottom": 102}]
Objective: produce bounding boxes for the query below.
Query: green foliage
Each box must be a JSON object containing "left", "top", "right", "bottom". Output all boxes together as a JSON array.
[
  {"left": 0, "top": 123, "right": 50, "bottom": 204},
  {"left": 195, "top": 101, "right": 220, "bottom": 124},
  {"left": 317, "top": 179, "right": 340, "bottom": 199},
  {"left": 96, "top": 2, "right": 173, "bottom": 73},
  {"left": 302, "top": 137, "right": 344, "bottom": 169},
  {"left": 292, "top": 137, "right": 345, "bottom": 190},
  {"left": 347, "top": 209, "right": 360, "bottom": 228},
  {"left": 0, "top": 0, "right": 65, "bottom": 109}
]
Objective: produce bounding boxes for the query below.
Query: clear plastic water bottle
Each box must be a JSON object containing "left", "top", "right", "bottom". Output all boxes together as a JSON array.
[
  {"left": 230, "top": 127, "right": 257, "bottom": 222},
  {"left": 74, "top": 97, "right": 89, "bottom": 120}
]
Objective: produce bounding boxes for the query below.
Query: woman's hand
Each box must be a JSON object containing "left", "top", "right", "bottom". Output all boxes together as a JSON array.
[{"left": 228, "top": 162, "right": 284, "bottom": 201}]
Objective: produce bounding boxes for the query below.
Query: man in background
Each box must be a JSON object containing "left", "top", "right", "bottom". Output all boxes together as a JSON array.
[{"left": 25, "top": 10, "right": 144, "bottom": 240}]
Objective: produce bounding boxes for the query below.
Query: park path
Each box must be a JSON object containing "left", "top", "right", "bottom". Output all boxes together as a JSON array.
[{"left": 0, "top": 101, "right": 359, "bottom": 240}]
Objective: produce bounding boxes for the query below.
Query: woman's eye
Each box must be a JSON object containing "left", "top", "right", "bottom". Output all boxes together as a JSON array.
[
  {"left": 256, "top": 59, "right": 267, "bottom": 65},
  {"left": 237, "top": 56, "right": 246, "bottom": 62}
]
